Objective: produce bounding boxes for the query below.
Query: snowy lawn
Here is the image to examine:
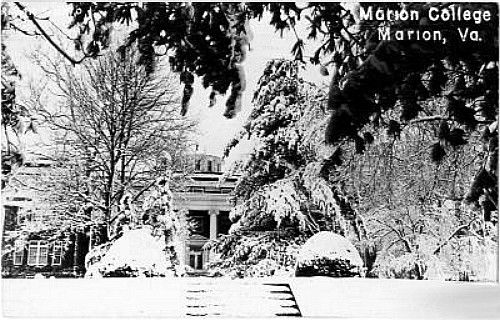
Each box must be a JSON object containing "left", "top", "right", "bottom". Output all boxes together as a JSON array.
[
  {"left": 290, "top": 277, "right": 500, "bottom": 319},
  {"left": 2, "top": 277, "right": 499, "bottom": 318}
]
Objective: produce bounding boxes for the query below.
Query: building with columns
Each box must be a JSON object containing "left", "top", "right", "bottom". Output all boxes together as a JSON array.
[
  {"left": 172, "top": 154, "right": 239, "bottom": 272},
  {"left": 2, "top": 152, "right": 241, "bottom": 276}
]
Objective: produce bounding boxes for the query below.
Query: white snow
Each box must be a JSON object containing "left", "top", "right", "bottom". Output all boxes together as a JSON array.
[
  {"left": 85, "top": 227, "right": 171, "bottom": 278},
  {"left": 297, "top": 231, "right": 364, "bottom": 267},
  {"left": 2, "top": 278, "right": 500, "bottom": 318}
]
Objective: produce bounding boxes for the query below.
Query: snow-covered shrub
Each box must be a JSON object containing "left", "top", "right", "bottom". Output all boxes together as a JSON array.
[
  {"left": 85, "top": 227, "right": 173, "bottom": 277},
  {"left": 295, "top": 231, "right": 364, "bottom": 277},
  {"left": 246, "top": 259, "right": 279, "bottom": 277}
]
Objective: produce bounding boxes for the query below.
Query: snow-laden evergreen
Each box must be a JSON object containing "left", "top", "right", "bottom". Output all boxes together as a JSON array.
[
  {"left": 208, "top": 60, "right": 368, "bottom": 277},
  {"left": 85, "top": 173, "right": 189, "bottom": 277},
  {"left": 224, "top": 60, "right": 364, "bottom": 238}
]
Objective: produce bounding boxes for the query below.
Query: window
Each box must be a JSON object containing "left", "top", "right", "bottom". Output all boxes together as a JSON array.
[
  {"left": 207, "top": 160, "right": 213, "bottom": 172},
  {"left": 14, "top": 250, "right": 24, "bottom": 265},
  {"left": 13, "top": 242, "right": 24, "bottom": 266},
  {"left": 27, "top": 241, "right": 49, "bottom": 266},
  {"left": 195, "top": 160, "right": 201, "bottom": 171},
  {"left": 52, "top": 241, "right": 64, "bottom": 266},
  {"left": 188, "top": 244, "right": 206, "bottom": 270},
  {"left": 189, "top": 251, "right": 203, "bottom": 270}
]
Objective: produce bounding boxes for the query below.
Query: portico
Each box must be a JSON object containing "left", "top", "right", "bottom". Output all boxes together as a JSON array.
[{"left": 172, "top": 154, "right": 239, "bottom": 272}]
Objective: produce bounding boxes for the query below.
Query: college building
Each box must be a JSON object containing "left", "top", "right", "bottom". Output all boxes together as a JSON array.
[
  {"left": 1, "top": 157, "right": 96, "bottom": 277},
  {"left": 173, "top": 154, "right": 239, "bottom": 273},
  {"left": 1, "top": 153, "right": 239, "bottom": 277}
]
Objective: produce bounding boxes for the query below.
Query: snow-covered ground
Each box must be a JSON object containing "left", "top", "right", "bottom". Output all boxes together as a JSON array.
[
  {"left": 290, "top": 278, "right": 500, "bottom": 319},
  {"left": 2, "top": 277, "right": 499, "bottom": 318}
]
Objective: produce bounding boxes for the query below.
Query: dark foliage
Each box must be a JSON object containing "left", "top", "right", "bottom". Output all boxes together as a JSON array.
[
  {"left": 324, "top": 3, "right": 497, "bottom": 152},
  {"left": 431, "top": 142, "right": 446, "bottom": 163},
  {"left": 295, "top": 257, "right": 361, "bottom": 277},
  {"left": 1, "top": 5, "right": 27, "bottom": 184},
  {"left": 466, "top": 168, "right": 497, "bottom": 203}
]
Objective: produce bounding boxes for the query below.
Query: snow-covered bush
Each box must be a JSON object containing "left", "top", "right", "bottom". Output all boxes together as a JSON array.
[
  {"left": 85, "top": 227, "right": 173, "bottom": 277},
  {"left": 246, "top": 259, "right": 279, "bottom": 277},
  {"left": 295, "top": 231, "right": 364, "bottom": 277},
  {"left": 85, "top": 174, "right": 189, "bottom": 278}
]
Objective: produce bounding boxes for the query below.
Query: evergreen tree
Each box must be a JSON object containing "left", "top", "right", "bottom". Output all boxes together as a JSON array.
[{"left": 207, "top": 60, "right": 369, "bottom": 276}]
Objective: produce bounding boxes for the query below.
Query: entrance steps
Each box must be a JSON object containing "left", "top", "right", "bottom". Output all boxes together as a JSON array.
[{"left": 184, "top": 280, "right": 301, "bottom": 317}]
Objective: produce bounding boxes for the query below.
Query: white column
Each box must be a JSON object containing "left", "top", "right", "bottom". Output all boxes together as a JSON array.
[
  {"left": 182, "top": 241, "right": 188, "bottom": 269},
  {"left": 208, "top": 210, "right": 218, "bottom": 265},
  {"left": 209, "top": 210, "right": 217, "bottom": 240}
]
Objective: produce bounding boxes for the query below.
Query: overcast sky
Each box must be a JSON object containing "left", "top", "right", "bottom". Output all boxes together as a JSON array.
[{"left": 4, "top": 2, "right": 327, "bottom": 162}]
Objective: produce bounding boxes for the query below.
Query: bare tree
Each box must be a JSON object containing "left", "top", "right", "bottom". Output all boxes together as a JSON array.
[{"left": 30, "top": 48, "right": 197, "bottom": 236}]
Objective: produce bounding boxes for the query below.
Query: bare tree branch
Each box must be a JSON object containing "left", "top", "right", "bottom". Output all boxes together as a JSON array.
[{"left": 14, "top": 2, "right": 88, "bottom": 66}]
